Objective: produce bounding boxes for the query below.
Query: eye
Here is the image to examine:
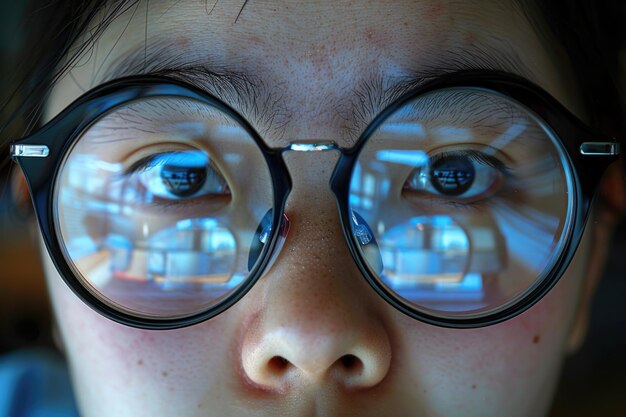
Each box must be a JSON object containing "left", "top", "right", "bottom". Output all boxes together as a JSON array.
[
  {"left": 403, "top": 149, "right": 508, "bottom": 202},
  {"left": 130, "top": 150, "right": 230, "bottom": 200}
]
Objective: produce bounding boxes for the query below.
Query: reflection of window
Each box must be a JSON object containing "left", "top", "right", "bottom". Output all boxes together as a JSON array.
[
  {"left": 66, "top": 154, "right": 121, "bottom": 196},
  {"left": 350, "top": 162, "right": 388, "bottom": 213},
  {"left": 432, "top": 226, "right": 468, "bottom": 253}
]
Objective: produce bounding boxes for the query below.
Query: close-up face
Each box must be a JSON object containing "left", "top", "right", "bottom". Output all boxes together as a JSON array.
[{"left": 23, "top": 0, "right": 620, "bottom": 416}]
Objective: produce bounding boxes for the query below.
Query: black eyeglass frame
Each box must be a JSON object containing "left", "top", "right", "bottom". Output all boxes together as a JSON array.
[{"left": 10, "top": 70, "right": 620, "bottom": 330}]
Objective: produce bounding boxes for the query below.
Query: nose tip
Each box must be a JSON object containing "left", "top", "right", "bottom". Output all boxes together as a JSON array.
[{"left": 241, "top": 324, "right": 391, "bottom": 391}]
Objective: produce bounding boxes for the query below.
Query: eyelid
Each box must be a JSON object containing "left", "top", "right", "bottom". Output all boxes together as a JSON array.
[
  {"left": 430, "top": 149, "right": 511, "bottom": 176},
  {"left": 402, "top": 147, "right": 514, "bottom": 205},
  {"left": 123, "top": 149, "right": 227, "bottom": 182},
  {"left": 128, "top": 150, "right": 231, "bottom": 201},
  {"left": 114, "top": 143, "right": 199, "bottom": 178}
]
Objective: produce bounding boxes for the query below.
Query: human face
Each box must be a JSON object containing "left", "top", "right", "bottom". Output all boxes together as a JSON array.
[{"left": 41, "top": 1, "right": 595, "bottom": 416}]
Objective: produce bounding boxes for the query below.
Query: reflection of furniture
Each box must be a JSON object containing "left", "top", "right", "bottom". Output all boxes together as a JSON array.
[
  {"left": 376, "top": 215, "right": 507, "bottom": 312},
  {"left": 379, "top": 218, "right": 470, "bottom": 286}
]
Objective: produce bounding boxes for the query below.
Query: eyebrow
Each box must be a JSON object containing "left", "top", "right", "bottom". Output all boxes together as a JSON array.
[{"left": 96, "top": 38, "right": 538, "bottom": 144}]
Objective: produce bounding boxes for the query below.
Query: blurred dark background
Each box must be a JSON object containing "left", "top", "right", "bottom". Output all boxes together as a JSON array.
[{"left": 0, "top": 1, "right": 625, "bottom": 416}]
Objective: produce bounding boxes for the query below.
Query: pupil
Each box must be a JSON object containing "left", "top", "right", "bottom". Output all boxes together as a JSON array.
[
  {"left": 430, "top": 155, "right": 475, "bottom": 196},
  {"left": 161, "top": 164, "right": 207, "bottom": 197}
]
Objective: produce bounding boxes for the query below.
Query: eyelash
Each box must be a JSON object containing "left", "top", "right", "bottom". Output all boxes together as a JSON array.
[
  {"left": 430, "top": 149, "right": 510, "bottom": 175},
  {"left": 116, "top": 151, "right": 230, "bottom": 212},
  {"left": 123, "top": 153, "right": 167, "bottom": 175}
]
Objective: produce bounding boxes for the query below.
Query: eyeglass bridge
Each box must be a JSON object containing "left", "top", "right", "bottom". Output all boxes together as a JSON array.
[{"left": 282, "top": 140, "right": 341, "bottom": 153}]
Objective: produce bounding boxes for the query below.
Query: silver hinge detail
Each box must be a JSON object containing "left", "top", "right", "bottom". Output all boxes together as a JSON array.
[
  {"left": 580, "top": 142, "right": 620, "bottom": 156},
  {"left": 10, "top": 144, "right": 50, "bottom": 158}
]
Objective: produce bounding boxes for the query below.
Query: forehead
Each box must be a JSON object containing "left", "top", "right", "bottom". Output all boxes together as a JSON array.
[{"left": 48, "top": 0, "right": 577, "bottom": 147}]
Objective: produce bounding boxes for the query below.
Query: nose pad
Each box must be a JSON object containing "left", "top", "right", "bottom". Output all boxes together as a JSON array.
[
  {"left": 248, "top": 209, "right": 291, "bottom": 272},
  {"left": 350, "top": 209, "right": 383, "bottom": 275}
]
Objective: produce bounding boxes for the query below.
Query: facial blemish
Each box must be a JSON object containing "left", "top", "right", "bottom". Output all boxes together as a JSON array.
[
  {"left": 361, "top": 28, "right": 389, "bottom": 50},
  {"left": 137, "top": 359, "right": 143, "bottom": 366},
  {"left": 472, "top": 384, "right": 477, "bottom": 390},
  {"left": 533, "top": 335, "right": 541, "bottom": 344},
  {"left": 162, "top": 371, "right": 169, "bottom": 377}
]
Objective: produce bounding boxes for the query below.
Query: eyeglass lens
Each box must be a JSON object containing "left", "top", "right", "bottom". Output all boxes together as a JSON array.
[
  {"left": 348, "top": 87, "right": 573, "bottom": 319},
  {"left": 54, "top": 97, "right": 274, "bottom": 318}
]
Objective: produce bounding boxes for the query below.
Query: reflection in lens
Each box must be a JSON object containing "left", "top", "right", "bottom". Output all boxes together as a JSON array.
[
  {"left": 429, "top": 154, "right": 475, "bottom": 195},
  {"left": 54, "top": 97, "right": 274, "bottom": 319},
  {"left": 379, "top": 216, "right": 471, "bottom": 304},
  {"left": 143, "top": 218, "right": 237, "bottom": 286},
  {"left": 349, "top": 87, "right": 573, "bottom": 319}
]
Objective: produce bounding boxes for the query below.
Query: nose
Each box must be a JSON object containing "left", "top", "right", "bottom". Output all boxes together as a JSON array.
[
  {"left": 240, "top": 250, "right": 392, "bottom": 392},
  {"left": 239, "top": 158, "right": 392, "bottom": 392},
  {"left": 241, "top": 318, "right": 391, "bottom": 391}
]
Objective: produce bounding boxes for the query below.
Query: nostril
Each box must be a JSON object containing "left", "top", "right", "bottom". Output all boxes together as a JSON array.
[
  {"left": 338, "top": 354, "right": 362, "bottom": 372},
  {"left": 241, "top": 320, "right": 392, "bottom": 391},
  {"left": 268, "top": 356, "right": 291, "bottom": 374}
]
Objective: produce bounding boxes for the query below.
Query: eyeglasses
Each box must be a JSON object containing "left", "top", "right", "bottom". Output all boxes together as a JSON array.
[{"left": 10, "top": 70, "right": 620, "bottom": 329}]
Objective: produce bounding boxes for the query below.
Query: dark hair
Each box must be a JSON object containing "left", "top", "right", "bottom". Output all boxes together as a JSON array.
[
  {"left": 530, "top": 1, "right": 625, "bottom": 133},
  {"left": 1, "top": 0, "right": 625, "bottom": 160}
]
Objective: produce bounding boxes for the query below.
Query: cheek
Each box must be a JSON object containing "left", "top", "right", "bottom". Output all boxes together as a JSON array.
[
  {"left": 393, "top": 253, "right": 585, "bottom": 415},
  {"left": 42, "top": 247, "right": 240, "bottom": 412}
]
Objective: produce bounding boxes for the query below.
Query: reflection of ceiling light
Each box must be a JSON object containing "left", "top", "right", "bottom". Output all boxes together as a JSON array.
[
  {"left": 489, "top": 121, "right": 528, "bottom": 151},
  {"left": 376, "top": 149, "right": 428, "bottom": 166},
  {"left": 432, "top": 126, "right": 472, "bottom": 141},
  {"left": 378, "top": 122, "right": 425, "bottom": 137},
  {"left": 170, "top": 121, "right": 207, "bottom": 136},
  {"left": 416, "top": 223, "right": 424, "bottom": 231}
]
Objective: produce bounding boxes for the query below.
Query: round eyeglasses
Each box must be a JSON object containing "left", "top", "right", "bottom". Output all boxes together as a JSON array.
[{"left": 10, "top": 70, "right": 620, "bottom": 329}]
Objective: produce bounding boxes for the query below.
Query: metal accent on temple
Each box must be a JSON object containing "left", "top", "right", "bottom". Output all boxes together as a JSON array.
[
  {"left": 580, "top": 142, "right": 620, "bottom": 156},
  {"left": 10, "top": 144, "right": 50, "bottom": 158}
]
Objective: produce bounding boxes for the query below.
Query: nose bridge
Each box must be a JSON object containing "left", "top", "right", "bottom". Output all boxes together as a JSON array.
[
  {"left": 238, "top": 145, "right": 393, "bottom": 392},
  {"left": 278, "top": 146, "right": 347, "bottom": 264},
  {"left": 269, "top": 141, "right": 364, "bottom": 300}
]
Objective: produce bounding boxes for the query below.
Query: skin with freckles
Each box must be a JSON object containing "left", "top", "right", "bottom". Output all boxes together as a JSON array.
[{"left": 36, "top": 1, "right": 622, "bottom": 416}]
